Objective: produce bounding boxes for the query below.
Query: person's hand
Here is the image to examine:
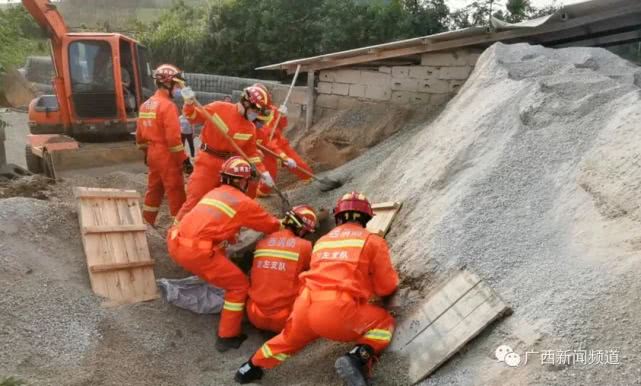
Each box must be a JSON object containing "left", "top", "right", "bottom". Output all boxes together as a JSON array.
[
  {"left": 278, "top": 105, "right": 287, "bottom": 115},
  {"left": 260, "top": 171, "right": 275, "bottom": 187},
  {"left": 285, "top": 158, "right": 297, "bottom": 169},
  {"left": 180, "top": 87, "right": 195, "bottom": 104}
]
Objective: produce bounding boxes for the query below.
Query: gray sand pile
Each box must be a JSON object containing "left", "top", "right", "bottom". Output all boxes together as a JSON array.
[
  {"left": 2, "top": 42, "right": 641, "bottom": 386},
  {"left": 287, "top": 42, "right": 641, "bottom": 385}
]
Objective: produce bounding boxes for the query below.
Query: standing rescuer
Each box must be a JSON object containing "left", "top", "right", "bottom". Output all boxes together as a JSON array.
[
  {"left": 175, "top": 85, "right": 275, "bottom": 221},
  {"left": 247, "top": 205, "right": 317, "bottom": 333},
  {"left": 251, "top": 83, "right": 313, "bottom": 197},
  {"left": 136, "top": 64, "right": 189, "bottom": 225},
  {"left": 235, "top": 192, "right": 399, "bottom": 386},
  {"left": 167, "top": 156, "right": 282, "bottom": 352}
]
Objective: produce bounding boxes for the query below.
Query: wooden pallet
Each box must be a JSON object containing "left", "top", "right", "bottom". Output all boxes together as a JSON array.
[
  {"left": 367, "top": 201, "right": 402, "bottom": 237},
  {"left": 389, "top": 269, "right": 510, "bottom": 384},
  {"left": 74, "top": 187, "right": 158, "bottom": 304}
]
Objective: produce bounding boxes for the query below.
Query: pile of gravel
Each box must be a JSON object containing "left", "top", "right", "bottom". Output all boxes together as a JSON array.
[{"left": 287, "top": 42, "right": 641, "bottom": 385}]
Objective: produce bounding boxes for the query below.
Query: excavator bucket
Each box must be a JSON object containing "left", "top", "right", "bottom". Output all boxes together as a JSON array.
[{"left": 27, "top": 134, "right": 143, "bottom": 179}]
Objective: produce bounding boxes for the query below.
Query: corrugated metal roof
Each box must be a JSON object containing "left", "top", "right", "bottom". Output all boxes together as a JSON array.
[{"left": 257, "top": 0, "right": 641, "bottom": 72}]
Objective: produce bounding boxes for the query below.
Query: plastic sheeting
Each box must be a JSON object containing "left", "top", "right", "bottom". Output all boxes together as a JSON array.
[{"left": 157, "top": 276, "right": 225, "bottom": 314}]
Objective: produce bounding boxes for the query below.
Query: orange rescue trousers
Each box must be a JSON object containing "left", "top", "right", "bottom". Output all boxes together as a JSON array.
[
  {"left": 167, "top": 230, "right": 249, "bottom": 338},
  {"left": 246, "top": 298, "right": 291, "bottom": 333},
  {"left": 251, "top": 288, "right": 394, "bottom": 369},
  {"left": 142, "top": 145, "right": 185, "bottom": 225}
]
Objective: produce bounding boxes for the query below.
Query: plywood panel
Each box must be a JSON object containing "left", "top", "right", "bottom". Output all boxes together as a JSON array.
[
  {"left": 74, "top": 187, "right": 158, "bottom": 304},
  {"left": 390, "top": 269, "right": 509, "bottom": 384},
  {"left": 367, "top": 201, "right": 402, "bottom": 236}
]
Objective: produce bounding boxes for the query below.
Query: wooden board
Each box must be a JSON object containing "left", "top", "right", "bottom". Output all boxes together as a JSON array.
[
  {"left": 390, "top": 269, "right": 509, "bottom": 384},
  {"left": 366, "top": 201, "right": 402, "bottom": 237},
  {"left": 74, "top": 187, "right": 158, "bottom": 304}
]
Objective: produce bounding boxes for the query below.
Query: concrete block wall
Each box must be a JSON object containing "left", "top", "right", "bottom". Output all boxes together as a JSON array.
[{"left": 314, "top": 48, "right": 483, "bottom": 118}]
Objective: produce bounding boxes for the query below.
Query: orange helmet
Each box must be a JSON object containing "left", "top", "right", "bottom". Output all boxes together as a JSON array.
[
  {"left": 286, "top": 205, "right": 317, "bottom": 234},
  {"left": 220, "top": 156, "right": 252, "bottom": 180},
  {"left": 242, "top": 85, "right": 271, "bottom": 110},
  {"left": 333, "top": 191, "right": 374, "bottom": 221},
  {"left": 153, "top": 64, "right": 185, "bottom": 86}
]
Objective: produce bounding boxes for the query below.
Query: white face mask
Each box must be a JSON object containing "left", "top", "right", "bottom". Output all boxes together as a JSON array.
[{"left": 246, "top": 111, "right": 258, "bottom": 122}]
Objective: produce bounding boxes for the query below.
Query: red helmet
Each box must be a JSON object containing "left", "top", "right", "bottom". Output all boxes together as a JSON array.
[
  {"left": 153, "top": 64, "right": 185, "bottom": 86},
  {"left": 220, "top": 156, "right": 252, "bottom": 180},
  {"left": 242, "top": 85, "right": 271, "bottom": 110},
  {"left": 287, "top": 205, "right": 317, "bottom": 233},
  {"left": 333, "top": 192, "right": 374, "bottom": 219},
  {"left": 252, "top": 82, "right": 269, "bottom": 93}
]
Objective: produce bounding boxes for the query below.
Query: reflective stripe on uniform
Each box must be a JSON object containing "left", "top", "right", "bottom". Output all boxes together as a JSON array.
[
  {"left": 143, "top": 204, "right": 159, "bottom": 212},
  {"left": 223, "top": 300, "right": 244, "bottom": 312},
  {"left": 139, "top": 112, "right": 156, "bottom": 119},
  {"left": 248, "top": 157, "right": 262, "bottom": 163},
  {"left": 260, "top": 343, "right": 290, "bottom": 361},
  {"left": 254, "top": 249, "right": 299, "bottom": 262},
  {"left": 199, "top": 198, "right": 236, "bottom": 217},
  {"left": 312, "top": 239, "right": 366, "bottom": 252},
  {"left": 168, "top": 144, "right": 184, "bottom": 153},
  {"left": 363, "top": 329, "right": 392, "bottom": 342},
  {"left": 233, "top": 133, "right": 252, "bottom": 141},
  {"left": 212, "top": 113, "right": 229, "bottom": 133}
]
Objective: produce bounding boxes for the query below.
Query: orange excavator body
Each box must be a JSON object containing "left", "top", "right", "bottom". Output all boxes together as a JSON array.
[{"left": 22, "top": 0, "right": 154, "bottom": 175}]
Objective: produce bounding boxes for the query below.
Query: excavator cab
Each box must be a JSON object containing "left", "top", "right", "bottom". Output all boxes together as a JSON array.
[
  {"left": 29, "top": 35, "right": 154, "bottom": 140},
  {"left": 23, "top": 0, "right": 153, "bottom": 176}
]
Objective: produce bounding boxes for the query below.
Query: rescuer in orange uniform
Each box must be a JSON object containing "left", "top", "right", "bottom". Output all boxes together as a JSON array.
[
  {"left": 175, "top": 86, "right": 275, "bottom": 220},
  {"left": 235, "top": 192, "right": 399, "bottom": 386},
  {"left": 167, "top": 156, "right": 282, "bottom": 352},
  {"left": 247, "top": 205, "right": 317, "bottom": 333},
  {"left": 135, "top": 64, "right": 189, "bottom": 225},
  {"left": 251, "top": 83, "right": 313, "bottom": 197}
]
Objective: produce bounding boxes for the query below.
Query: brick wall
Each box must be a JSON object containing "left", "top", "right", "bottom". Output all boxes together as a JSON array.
[{"left": 314, "top": 48, "right": 483, "bottom": 119}]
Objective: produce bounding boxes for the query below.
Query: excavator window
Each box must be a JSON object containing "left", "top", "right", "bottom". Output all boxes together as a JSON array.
[
  {"left": 68, "top": 40, "right": 118, "bottom": 119},
  {"left": 137, "top": 45, "right": 154, "bottom": 100}
]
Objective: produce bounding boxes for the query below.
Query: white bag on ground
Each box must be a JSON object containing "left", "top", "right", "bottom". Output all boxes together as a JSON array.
[{"left": 157, "top": 276, "right": 225, "bottom": 314}]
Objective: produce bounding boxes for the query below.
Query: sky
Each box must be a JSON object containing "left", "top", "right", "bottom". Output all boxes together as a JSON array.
[{"left": 448, "top": 0, "right": 586, "bottom": 10}]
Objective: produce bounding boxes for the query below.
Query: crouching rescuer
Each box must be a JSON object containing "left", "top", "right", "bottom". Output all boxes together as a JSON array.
[
  {"left": 167, "top": 156, "right": 282, "bottom": 352},
  {"left": 247, "top": 205, "right": 317, "bottom": 333},
  {"left": 235, "top": 192, "right": 399, "bottom": 386},
  {"left": 136, "top": 64, "right": 190, "bottom": 225}
]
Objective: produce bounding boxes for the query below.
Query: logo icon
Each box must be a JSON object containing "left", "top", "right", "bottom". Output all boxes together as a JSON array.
[{"left": 495, "top": 345, "right": 521, "bottom": 367}]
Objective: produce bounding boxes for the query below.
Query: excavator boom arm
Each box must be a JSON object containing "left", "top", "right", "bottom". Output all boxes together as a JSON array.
[{"left": 21, "top": 0, "right": 68, "bottom": 42}]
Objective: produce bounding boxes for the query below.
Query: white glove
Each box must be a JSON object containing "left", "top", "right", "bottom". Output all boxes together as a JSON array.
[
  {"left": 180, "top": 87, "right": 195, "bottom": 103},
  {"left": 285, "top": 158, "right": 297, "bottom": 169},
  {"left": 260, "top": 171, "right": 275, "bottom": 187},
  {"left": 278, "top": 105, "right": 288, "bottom": 115}
]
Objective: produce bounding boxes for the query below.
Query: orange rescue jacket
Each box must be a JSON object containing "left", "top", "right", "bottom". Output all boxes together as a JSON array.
[
  {"left": 248, "top": 229, "right": 312, "bottom": 312},
  {"left": 176, "top": 184, "right": 281, "bottom": 243},
  {"left": 300, "top": 223, "right": 399, "bottom": 300},
  {"left": 183, "top": 101, "right": 266, "bottom": 173},
  {"left": 136, "top": 90, "right": 186, "bottom": 164}
]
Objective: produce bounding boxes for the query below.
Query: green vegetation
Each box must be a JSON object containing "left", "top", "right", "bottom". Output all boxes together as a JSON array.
[
  {"left": 0, "top": 377, "right": 27, "bottom": 386},
  {"left": 0, "top": 6, "right": 47, "bottom": 70}
]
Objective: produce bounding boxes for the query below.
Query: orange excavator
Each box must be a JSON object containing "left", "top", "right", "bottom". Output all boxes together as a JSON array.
[{"left": 22, "top": 0, "right": 152, "bottom": 177}]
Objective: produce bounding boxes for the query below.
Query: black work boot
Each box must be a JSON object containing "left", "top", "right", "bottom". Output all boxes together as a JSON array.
[
  {"left": 215, "top": 333, "right": 248, "bottom": 353},
  {"left": 235, "top": 360, "right": 264, "bottom": 384},
  {"left": 335, "top": 344, "right": 375, "bottom": 386}
]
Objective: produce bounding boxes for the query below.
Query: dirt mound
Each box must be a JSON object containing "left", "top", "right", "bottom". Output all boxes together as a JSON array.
[
  {"left": 0, "top": 174, "right": 51, "bottom": 199},
  {"left": 292, "top": 103, "right": 422, "bottom": 170}
]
